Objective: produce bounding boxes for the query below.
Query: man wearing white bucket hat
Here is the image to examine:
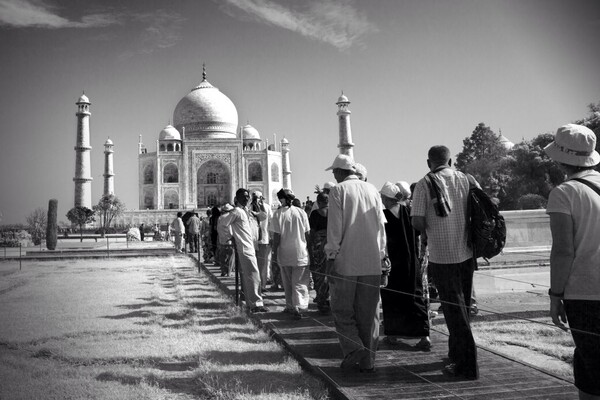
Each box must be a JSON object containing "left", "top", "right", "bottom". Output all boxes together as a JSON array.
[
  {"left": 324, "top": 154, "right": 387, "bottom": 373},
  {"left": 545, "top": 124, "right": 600, "bottom": 400}
]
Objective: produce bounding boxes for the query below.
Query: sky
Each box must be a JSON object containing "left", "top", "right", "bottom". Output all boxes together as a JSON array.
[{"left": 1, "top": 0, "right": 599, "bottom": 225}]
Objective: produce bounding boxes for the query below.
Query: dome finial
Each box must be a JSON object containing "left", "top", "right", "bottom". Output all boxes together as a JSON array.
[{"left": 202, "top": 63, "right": 206, "bottom": 81}]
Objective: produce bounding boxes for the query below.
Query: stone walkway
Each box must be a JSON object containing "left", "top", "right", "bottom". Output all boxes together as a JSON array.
[{"left": 198, "top": 259, "right": 577, "bottom": 400}]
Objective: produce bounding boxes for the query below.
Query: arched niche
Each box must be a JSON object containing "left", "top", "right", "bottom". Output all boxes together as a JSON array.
[
  {"left": 248, "top": 161, "right": 262, "bottom": 182},
  {"left": 197, "top": 159, "right": 231, "bottom": 207},
  {"left": 163, "top": 163, "right": 179, "bottom": 183}
]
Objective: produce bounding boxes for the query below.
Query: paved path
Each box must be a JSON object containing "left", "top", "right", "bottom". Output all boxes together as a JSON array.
[{"left": 198, "top": 259, "right": 577, "bottom": 400}]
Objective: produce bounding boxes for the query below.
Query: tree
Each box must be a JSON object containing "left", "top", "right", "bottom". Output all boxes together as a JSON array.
[
  {"left": 66, "top": 206, "right": 95, "bottom": 242},
  {"left": 26, "top": 207, "right": 47, "bottom": 246},
  {"left": 455, "top": 123, "right": 509, "bottom": 201},
  {"left": 46, "top": 199, "right": 58, "bottom": 250},
  {"left": 93, "top": 194, "right": 126, "bottom": 236}
]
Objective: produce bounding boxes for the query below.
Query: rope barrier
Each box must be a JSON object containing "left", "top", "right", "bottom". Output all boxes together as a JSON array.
[{"left": 195, "top": 235, "right": 600, "bottom": 340}]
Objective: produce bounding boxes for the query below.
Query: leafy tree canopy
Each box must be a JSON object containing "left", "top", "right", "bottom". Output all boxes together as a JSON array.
[
  {"left": 93, "top": 195, "right": 126, "bottom": 235},
  {"left": 66, "top": 206, "right": 95, "bottom": 240}
]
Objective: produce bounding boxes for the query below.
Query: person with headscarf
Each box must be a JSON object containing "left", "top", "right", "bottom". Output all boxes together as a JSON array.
[
  {"left": 308, "top": 191, "right": 331, "bottom": 314},
  {"left": 380, "top": 181, "right": 431, "bottom": 350},
  {"left": 271, "top": 188, "right": 311, "bottom": 320},
  {"left": 251, "top": 190, "right": 272, "bottom": 292}
]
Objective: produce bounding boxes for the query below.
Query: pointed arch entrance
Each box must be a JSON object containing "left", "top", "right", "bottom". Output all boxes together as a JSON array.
[{"left": 197, "top": 159, "right": 231, "bottom": 207}]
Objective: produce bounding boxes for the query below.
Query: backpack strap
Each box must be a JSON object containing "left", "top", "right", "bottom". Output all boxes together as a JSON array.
[{"left": 571, "top": 178, "right": 600, "bottom": 198}]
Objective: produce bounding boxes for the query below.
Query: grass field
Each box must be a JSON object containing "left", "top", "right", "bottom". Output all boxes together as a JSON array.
[{"left": 0, "top": 257, "right": 329, "bottom": 400}]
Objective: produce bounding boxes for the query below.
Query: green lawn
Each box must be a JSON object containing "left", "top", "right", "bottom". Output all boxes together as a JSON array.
[{"left": 0, "top": 257, "right": 329, "bottom": 400}]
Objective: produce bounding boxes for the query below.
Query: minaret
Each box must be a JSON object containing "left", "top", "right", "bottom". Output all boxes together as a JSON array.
[
  {"left": 103, "top": 138, "right": 115, "bottom": 196},
  {"left": 281, "top": 137, "right": 292, "bottom": 190},
  {"left": 73, "top": 93, "right": 93, "bottom": 209},
  {"left": 336, "top": 92, "right": 354, "bottom": 158}
]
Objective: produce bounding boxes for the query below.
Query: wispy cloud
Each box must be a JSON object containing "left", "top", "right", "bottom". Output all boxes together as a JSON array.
[
  {"left": 118, "top": 10, "right": 185, "bottom": 59},
  {"left": 0, "top": 0, "right": 119, "bottom": 28},
  {"left": 219, "top": 0, "right": 377, "bottom": 50}
]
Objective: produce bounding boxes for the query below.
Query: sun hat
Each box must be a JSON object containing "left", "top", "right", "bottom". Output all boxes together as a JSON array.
[
  {"left": 380, "top": 181, "right": 400, "bottom": 200},
  {"left": 395, "top": 181, "right": 411, "bottom": 199},
  {"left": 323, "top": 182, "right": 336, "bottom": 190},
  {"left": 221, "top": 203, "right": 234, "bottom": 212},
  {"left": 252, "top": 190, "right": 263, "bottom": 198},
  {"left": 325, "top": 154, "right": 356, "bottom": 171},
  {"left": 354, "top": 163, "right": 367, "bottom": 180},
  {"left": 544, "top": 124, "right": 600, "bottom": 167}
]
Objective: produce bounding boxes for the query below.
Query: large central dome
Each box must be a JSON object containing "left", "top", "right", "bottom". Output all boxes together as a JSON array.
[{"left": 173, "top": 77, "right": 238, "bottom": 139}]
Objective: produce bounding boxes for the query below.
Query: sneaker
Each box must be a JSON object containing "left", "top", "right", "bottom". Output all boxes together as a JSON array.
[
  {"left": 415, "top": 338, "right": 432, "bottom": 351},
  {"left": 293, "top": 312, "right": 308, "bottom": 320},
  {"left": 340, "top": 348, "right": 369, "bottom": 370}
]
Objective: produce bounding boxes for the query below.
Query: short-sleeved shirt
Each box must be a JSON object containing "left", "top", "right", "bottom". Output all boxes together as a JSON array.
[
  {"left": 216, "top": 212, "right": 234, "bottom": 245},
  {"left": 546, "top": 170, "right": 600, "bottom": 301},
  {"left": 411, "top": 167, "right": 472, "bottom": 264},
  {"left": 229, "top": 207, "right": 257, "bottom": 258},
  {"left": 271, "top": 206, "right": 310, "bottom": 267}
]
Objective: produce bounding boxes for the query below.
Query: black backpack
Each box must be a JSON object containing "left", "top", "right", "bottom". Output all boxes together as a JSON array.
[{"left": 466, "top": 175, "right": 506, "bottom": 260}]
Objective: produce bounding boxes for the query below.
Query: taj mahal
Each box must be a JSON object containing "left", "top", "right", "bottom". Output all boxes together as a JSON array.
[
  {"left": 72, "top": 65, "right": 356, "bottom": 228},
  {"left": 72, "top": 66, "right": 306, "bottom": 228}
]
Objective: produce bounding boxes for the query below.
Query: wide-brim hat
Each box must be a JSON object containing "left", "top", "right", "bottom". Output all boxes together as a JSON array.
[
  {"left": 544, "top": 124, "right": 600, "bottom": 167},
  {"left": 380, "top": 181, "right": 400, "bottom": 199},
  {"left": 221, "top": 203, "right": 234, "bottom": 212},
  {"left": 325, "top": 154, "right": 356, "bottom": 171}
]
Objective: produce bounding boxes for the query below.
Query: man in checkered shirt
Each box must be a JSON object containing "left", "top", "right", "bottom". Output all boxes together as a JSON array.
[{"left": 411, "top": 145, "right": 479, "bottom": 380}]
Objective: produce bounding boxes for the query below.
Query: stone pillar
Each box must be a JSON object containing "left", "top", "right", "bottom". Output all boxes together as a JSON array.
[
  {"left": 336, "top": 93, "right": 354, "bottom": 158},
  {"left": 156, "top": 140, "right": 162, "bottom": 209},
  {"left": 73, "top": 93, "right": 93, "bottom": 209},
  {"left": 103, "top": 138, "right": 115, "bottom": 196},
  {"left": 281, "top": 138, "right": 292, "bottom": 190}
]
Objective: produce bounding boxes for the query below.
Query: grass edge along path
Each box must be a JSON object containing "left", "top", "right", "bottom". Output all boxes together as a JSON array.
[{"left": 0, "top": 257, "right": 330, "bottom": 400}]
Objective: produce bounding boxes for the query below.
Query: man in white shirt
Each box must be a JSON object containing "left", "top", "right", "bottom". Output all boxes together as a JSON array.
[
  {"left": 324, "top": 154, "right": 387, "bottom": 373},
  {"left": 229, "top": 188, "right": 268, "bottom": 314},
  {"left": 271, "top": 189, "right": 311, "bottom": 320}
]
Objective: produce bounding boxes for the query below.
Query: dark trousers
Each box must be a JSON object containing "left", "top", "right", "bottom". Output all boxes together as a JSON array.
[
  {"left": 564, "top": 300, "right": 600, "bottom": 395},
  {"left": 429, "top": 258, "right": 478, "bottom": 378}
]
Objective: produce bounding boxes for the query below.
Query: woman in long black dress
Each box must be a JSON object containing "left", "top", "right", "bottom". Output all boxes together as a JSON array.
[{"left": 380, "top": 181, "right": 431, "bottom": 350}]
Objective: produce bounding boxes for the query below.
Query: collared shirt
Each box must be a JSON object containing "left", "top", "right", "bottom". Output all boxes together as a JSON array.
[
  {"left": 256, "top": 201, "right": 271, "bottom": 245},
  {"left": 411, "top": 167, "right": 472, "bottom": 264},
  {"left": 217, "top": 212, "right": 234, "bottom": 245},
  {"left": 271, "top": 205, "right": 310, "bottom": 267},
  {"left": 325, "top": 175, "right": 387, "bottom": 276},
  {"left": 170, "top": 217, "right": 184, "bottom": 234},
  {"left": 229, "top": 206, "right": 257, "bottom": 258},
  {"left": 187, "top": 215, "right": 201, "bottom": 234},
  {"left": 546, "top": 169, "right": 600, "bottom": 301}
]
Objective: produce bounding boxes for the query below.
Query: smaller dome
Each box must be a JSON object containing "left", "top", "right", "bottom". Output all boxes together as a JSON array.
[
  {"left": 498, "top": 133, "right": 514, "bottom": 150},
  {"left": 104, "top": 138, "right": 113, "bottom": 145},
  {"left": 159, "top": 125, "right": 181, "bottom": 141},
  {"left": 337, "top": 94, "right": 349, "bottom": 103},
  {"left": 242, "top": 124, "right": 260, "bottom": 140},
  {"left": 77, "top": 93, "right": 90, "bottom": 103},
  {"left": 281, "top": 137, "right": 289, "bottom": 144}
]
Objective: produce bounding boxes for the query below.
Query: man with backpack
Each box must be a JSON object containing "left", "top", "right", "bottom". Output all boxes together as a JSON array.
[{"left": 411, "top": 145, "right": 479, "bottom": 380}]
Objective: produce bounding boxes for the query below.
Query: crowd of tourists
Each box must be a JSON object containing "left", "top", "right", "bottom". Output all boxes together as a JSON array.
[{"left": 165, "top": 124, "right": 599, "bottom": 399}]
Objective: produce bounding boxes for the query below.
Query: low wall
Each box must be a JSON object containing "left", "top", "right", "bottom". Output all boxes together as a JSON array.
[{"left": 501, "top": 209, "right": 551, "bottom": 249}]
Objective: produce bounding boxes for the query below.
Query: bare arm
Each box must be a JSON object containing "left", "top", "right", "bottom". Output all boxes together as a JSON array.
[{"left": 548, "top": 212, "right": 574, "bottom": 329}]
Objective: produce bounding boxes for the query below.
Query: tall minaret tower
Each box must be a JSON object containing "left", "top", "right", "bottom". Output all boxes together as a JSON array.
[
  {"left": 336, "top": 92, "right": 354, "bottom": 158},
  {"left": 103, "top": 138, "right": 115, "bottom": 196},
  {"left": 281, "top": 137, "right": 292, "bottom": 190},
  {"left": 73, "top": 93, "right": 93, "bottom": 209}
]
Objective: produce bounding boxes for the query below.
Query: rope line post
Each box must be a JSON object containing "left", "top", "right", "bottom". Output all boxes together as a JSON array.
[
  {"left": 232, "top": 238, "right": 240, "bottom": 307},
  {"left": 106, "top": 237, "right": 110, "bottom": 258},
  {"left": 19, "top": 243, "right": 22, "bottom": 270}
]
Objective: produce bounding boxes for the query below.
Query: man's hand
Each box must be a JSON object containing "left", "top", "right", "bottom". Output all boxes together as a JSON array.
[{"left": 550, "top": 297, "right": 568, "bottom": 330}]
